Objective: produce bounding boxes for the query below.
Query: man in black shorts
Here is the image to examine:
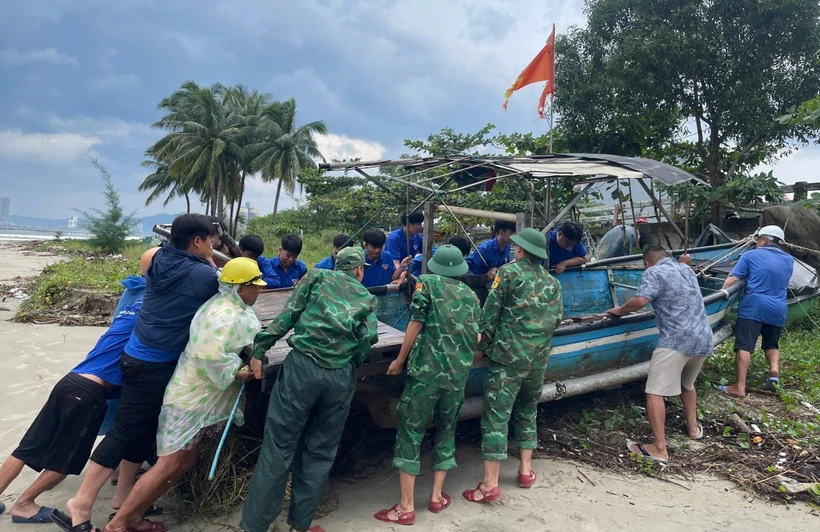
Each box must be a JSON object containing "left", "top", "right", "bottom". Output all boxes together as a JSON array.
[
  {"left": 0, "top": 247, "right": 157, "bottom": 523},
  {"left": 54, "top": 214, "right": 220, "bottom": 532},
  {"left": 719, "top": 226, "right": 794, "bottom": 397}
]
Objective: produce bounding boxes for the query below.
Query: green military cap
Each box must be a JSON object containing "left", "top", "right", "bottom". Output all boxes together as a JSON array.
[
  {"left": 427, "top": 245, "right": 468, "bottom": 277},
  {"left": 511, "top": 227, "right": 549, "bottom": 259},
  {"left": 335, "top": 247, "right": 368, "bottom": 270}
]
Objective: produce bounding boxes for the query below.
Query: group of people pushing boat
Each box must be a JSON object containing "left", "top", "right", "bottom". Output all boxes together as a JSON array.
[{"left": 0, "top": 212, "right": 793, "bottom": 532}]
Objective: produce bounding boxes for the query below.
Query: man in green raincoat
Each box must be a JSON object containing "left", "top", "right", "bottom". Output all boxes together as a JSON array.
[
  {"left": 242, "top": 247, "right": 379, "bottom": 532},
  {"left": 462, "top": 228, "right": 563, "bottom": 504}
]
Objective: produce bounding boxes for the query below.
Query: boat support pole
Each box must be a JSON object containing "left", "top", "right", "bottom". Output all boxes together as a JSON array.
[
  {"left": 458, "top": 323, "right": 735, "bottom": 420},
  {"left": 542, "top": 183, "right": 597, "bottom": 233}
]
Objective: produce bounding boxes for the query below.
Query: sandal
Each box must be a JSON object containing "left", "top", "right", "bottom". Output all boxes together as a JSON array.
[
  {"left": 688, "top": 422, "right": 704, "bottom": 440},
  {"left": 128, "top": 519, "right": 167, "bottom": 532},
  {"left": 374, "top": 504, "right": 415, "bottom": 526},
  {"left": 51, "top": 510, "right": 100, "bottom": 532},
  {"left": 462, "top": 483, "right": 501, "bottom": 503},
  {"left": 626, "top": 441, "right": 668, "bottom": 463},
  {"left": 108, "top": 505, "right": 164, "bottom": 522},
  {"left": 518, "top": 470, "right": 537, "bottom": 488},
  {"left": 428, "top": 493, "right": 451, "bottom": 513}
]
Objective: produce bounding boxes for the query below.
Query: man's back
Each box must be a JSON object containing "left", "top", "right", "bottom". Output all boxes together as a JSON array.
[
  {"left": 732, "top": 246, "right": 794, "bottom": 326},
  {"left": 256, "top": 269, "right": 379, "bottom": 369},
  {"left": 636, "top": 258, "right": 712, "bottom": 356},
  {"left": 129, "top": 245, "right": 219, "bottom": 361},
  {"left": 478, "top": 259, "right": 563, "bottom": 369},
  {"left": 407, "top": 274, "right": 481, "bottom": 391}
]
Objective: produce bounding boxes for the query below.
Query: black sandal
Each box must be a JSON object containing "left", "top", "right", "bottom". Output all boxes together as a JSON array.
[{"left": 51, "top": 509, "right": 99, "bottom": 532}]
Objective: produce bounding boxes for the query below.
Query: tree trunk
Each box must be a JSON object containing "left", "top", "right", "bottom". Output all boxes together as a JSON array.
[
  {"left": 229, "top": 201, "right": 235, "bottom": 236},
  {"left": 272, "top": 179, "right": 283, "bottom": 226},
  {"left": 185, "top": 193, "right": 191, "bottom": 214},
  {"left": 234, "top": 172, "right": 246, "bottom": 235},
  {"left": 708, "top": 125, "right": 724, "bottom": 229}
]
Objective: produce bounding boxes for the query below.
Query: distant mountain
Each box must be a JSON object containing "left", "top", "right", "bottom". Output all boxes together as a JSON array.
[{"left": 4, "top": 213, "right": 180, "bottom": 233}]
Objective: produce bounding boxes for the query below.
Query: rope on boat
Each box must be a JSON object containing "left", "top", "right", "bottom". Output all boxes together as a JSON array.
[{"left": 693, "top": 237, "right": 754, "bottom": 276}]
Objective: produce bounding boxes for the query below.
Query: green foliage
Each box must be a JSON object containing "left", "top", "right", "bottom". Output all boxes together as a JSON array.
[
  {"left": 792, "top": 192, "right": 820, "bottom": 211},
  {"left": 53, "top": 231, "right": 63, "bottom": 242},
  {"left": 404, "top": 124, "right": 496, "bottom": 156},
  {"left": 75, "top": 159, "right": 138, "bottom": 254},
  {"left": 18, "top": 256, "right": 140, "bottom": 317}
]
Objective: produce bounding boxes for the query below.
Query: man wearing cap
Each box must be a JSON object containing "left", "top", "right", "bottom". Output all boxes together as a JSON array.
[
  {"left": 374, "top": 246, "right": 481, "bottom": 526},
  {"left": 242, "top": 247, "right": 379, "bottom": 532},
  {"left": 719, "top": 225, "right": 794, "bottom": 398},
  {"left": 463, "top": 228, "right": 563, "bottom": 504}
]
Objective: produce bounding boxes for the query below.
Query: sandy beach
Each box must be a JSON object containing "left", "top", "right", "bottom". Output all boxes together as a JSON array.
[{"left": 0, "top": 241, "right": 817, "bottom": 531}]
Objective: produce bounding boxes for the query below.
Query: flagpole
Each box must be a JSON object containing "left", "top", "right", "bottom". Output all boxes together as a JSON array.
[{"left": 548, "top": 23, "right": 556, "bottom": 154}]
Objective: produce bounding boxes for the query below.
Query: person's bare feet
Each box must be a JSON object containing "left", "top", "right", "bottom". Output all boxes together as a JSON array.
[
  {"left": 67, "top": 497, "right": 92, "bottom": 527},
  {"left": 627, "top": 441, "right": 668, "bottom": 461},
  {"left": 723, "top": 384, "right": 746, "bottom": 398}
]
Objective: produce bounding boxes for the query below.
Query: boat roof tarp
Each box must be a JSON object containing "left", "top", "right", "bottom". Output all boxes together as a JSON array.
[{"left": 320, "top": 153, "right": 703, "bottom": 186}]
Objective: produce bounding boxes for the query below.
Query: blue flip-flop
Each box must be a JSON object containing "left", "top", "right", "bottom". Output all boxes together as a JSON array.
[
  {"left": 764, "top": 376, "right": 780, "bottom": 391},
  {"left": 0, "top": 501, "right": 5, "bottom": 515},
  {"left": 12, "top": 506, "right": 54, "bottom": 524}
]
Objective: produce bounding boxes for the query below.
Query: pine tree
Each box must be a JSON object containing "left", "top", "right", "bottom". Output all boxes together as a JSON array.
[{"left": 76, "top": 159, "right": 137, "bottom": 254}]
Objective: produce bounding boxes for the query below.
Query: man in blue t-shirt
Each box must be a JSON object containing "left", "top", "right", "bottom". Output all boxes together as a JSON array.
[
  {"left": 0, "top": 299, "right": 141, "bottom": 523},
  {"left": 719, "top": 225, "right": 794, "bottom": 398},
  {"left": 386, "top": 211, "right": 424, "bottom": 269},
  {"left": 362, "top": 229, "right": 409, "bottom": 287},
  {"left": 314, "top": 234, "right": 353, "bottom": 271},
  {"left": 410, "top": 235, "right": 471, "bottom": 277},
  {"left": 548, "top": 222, "right": 587, "bottom": 274},
  {"left": 58, "top": 214, "right": 220, "bottom": 531},
  {"left": 239, "top": 234, "right": 279, "bottom": 288},
  {"left": 466, "top": 220, "right": 516, "bottom": 278},
  {"left": 264, "top": 234, "right": 308, "bottom": 288}
]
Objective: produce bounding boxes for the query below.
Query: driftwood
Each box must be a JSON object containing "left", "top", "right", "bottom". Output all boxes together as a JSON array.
[{"left": 727, "top": 413, "right": 754, "bottom": 434}]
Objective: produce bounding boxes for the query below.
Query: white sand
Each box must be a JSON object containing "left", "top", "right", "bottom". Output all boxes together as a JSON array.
[{"left": 0, "top": 241, "right": 817, "bottom": 531}]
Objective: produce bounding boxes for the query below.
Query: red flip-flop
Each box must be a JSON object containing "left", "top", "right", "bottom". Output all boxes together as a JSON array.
[
  {"left": 374, "top": 505, "right": 415, "bottom": 526},
  {"left": 428, "top": 493, "right": 451, "bottom": 514},
  {"left": 462, "top": 483, "right": 501, "bottom": 503},
  {"left": 518, "top": 470, "right": 536, "bottom": 488}
]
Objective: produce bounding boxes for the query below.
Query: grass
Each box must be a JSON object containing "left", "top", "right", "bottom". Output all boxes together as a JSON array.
[{"left": 15, "top": 243, "right": 146, "bottom": 324}]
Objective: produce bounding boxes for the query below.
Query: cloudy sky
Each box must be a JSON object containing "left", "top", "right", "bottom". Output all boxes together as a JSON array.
[{"left": 0, "top": 0, "right": 816, "bottom": 220}]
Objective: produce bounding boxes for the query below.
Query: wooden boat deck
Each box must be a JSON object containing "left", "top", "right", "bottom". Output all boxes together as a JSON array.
[{"left": 253, "top": 289, "right": 406, "bottom": 367}]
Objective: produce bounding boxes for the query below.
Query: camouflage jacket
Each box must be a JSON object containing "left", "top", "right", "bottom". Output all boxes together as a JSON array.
[
  {"left": 407, "top": 274, "right": 481, "bottom": 391},
  {"left": 477, "top": 257, "right": 563, "bottom": 369},
  {"left": 252, "top": 269, "right": 379, "bottom": 369}
]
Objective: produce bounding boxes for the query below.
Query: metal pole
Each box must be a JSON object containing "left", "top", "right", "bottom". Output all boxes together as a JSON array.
[
  {"left": 541, "top": 183, "right": 597, "bottom": 234},
  {"left": 421, "top": 202, "right": 435, "bottom": 275}
]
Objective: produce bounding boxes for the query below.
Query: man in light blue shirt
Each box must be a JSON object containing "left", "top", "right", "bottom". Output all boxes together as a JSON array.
[
  {"left": 314, "top": 234, "right": 353, "bottom": 271},
  {"left": 720, "top": 225, "right": 794, "bottom": 398},
  {"left": 466, "top": 221, "right": 516, "bottom": 278},
  {"left": 386, "top": 211, "right": 424, "bottom": 269},
  {"left": 608, "top": 246, "right": 712, "bottom": 462},
  {"left": 362, "top": 229, "right": 408, "bottom": 287}
]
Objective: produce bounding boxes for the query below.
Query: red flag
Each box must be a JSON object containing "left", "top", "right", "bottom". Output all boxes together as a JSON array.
[{"left": 503, "top": 27, "right": 555, "bottom": 119}]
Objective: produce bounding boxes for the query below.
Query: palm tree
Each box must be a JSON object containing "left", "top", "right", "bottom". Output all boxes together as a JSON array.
[
  {"left": 224, "top": 85, "right": 272, "bottom": 233},
  {"left": 148, "top": 81, "right": 244, "bottom": 221},
  {"left": 250, "top": 98, "right": 327, "bottom": 225},
  {"left": 138, "top": 155, "right": 193, "bottom": 213}
]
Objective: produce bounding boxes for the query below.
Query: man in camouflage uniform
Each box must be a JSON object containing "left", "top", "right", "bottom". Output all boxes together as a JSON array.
[
  {"left": 242, "top": 247, "right": 379, "bottom": 532},
  {"left": 463, "top": 227, "right": 563, "bottom": 504},
  {"left": 374, "top": 246, "right": 481, "bottom": 526}
]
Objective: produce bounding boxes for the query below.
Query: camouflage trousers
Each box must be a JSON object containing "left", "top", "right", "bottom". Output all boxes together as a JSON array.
[
  {"left": 393, "top": 377, "right": 464, "bottom": 476},
  {"left": 481, "top": 361, "right": 544, "bottom": 461}
]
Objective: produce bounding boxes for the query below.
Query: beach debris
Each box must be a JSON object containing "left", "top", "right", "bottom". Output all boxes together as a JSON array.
[
  {"left": 777, "top": 475, "right": 820, "bottom": 495},
  {"left": 9, "top": 287, "right": 29, "bottom": 301},
  {"left": 801, "top": 401, "right": 820, "bottom": 415},
  {"left": 727, "top": 413, "right": 754, "bottom": 434}
]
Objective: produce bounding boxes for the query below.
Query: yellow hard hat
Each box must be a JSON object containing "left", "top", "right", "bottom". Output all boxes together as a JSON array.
[{"left": 220, "top": 257, "right": 267, "bottom": 286}]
